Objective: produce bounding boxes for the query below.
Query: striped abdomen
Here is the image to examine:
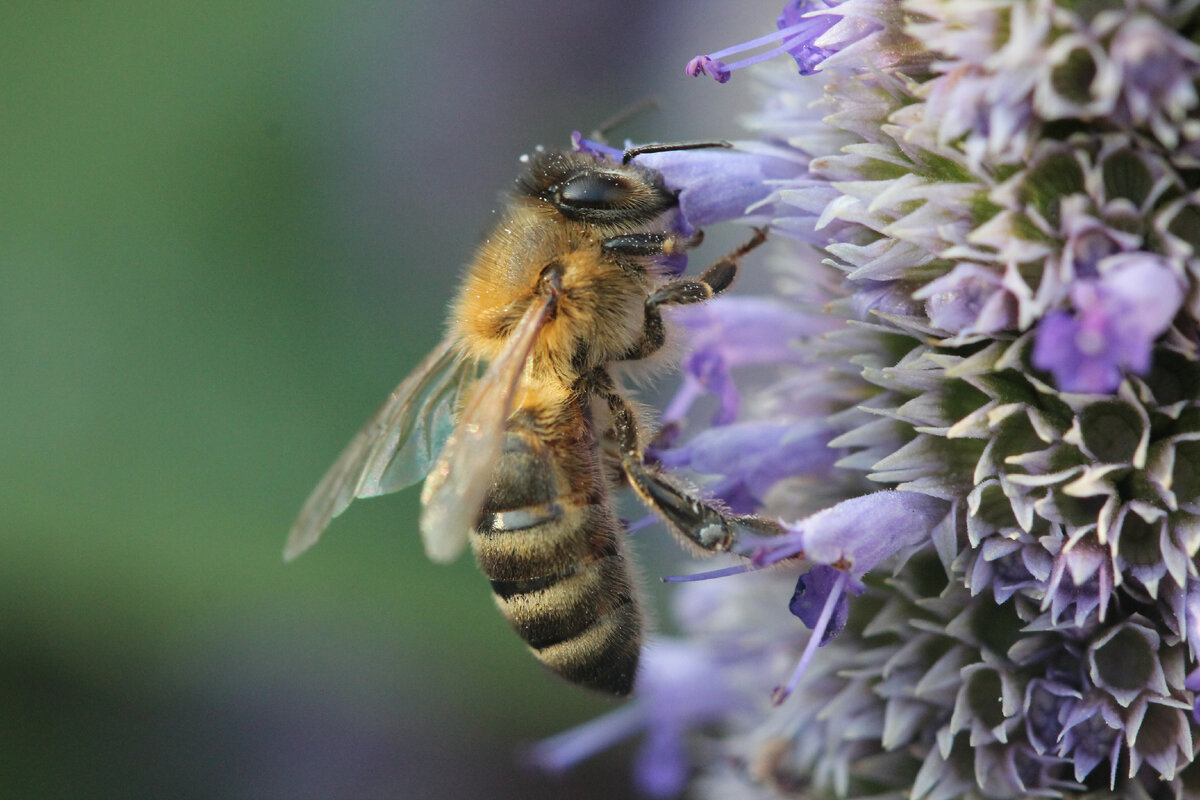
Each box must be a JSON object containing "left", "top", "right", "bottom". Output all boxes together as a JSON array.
[{"left": 471, "top": 426, "right": 641, "bottom": 696}]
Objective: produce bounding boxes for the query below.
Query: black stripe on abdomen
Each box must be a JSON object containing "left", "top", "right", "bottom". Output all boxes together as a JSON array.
[{"left": 470, "top": 429, "right": 642, "bottom": 695}]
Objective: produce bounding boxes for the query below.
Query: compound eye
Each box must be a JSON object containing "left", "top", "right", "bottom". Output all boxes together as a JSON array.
[{"left": 557, "top": 173, "right": 631, "bottom": 210}]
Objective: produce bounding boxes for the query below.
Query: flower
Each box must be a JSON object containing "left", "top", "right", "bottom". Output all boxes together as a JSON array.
[
  {"left": 658, "top": 296, "right": 832, "bottom": 428},
  {"left": 533, "top": 0, "right": 1200, "bottom": 796},
  {"left": 1031, "top": 254, "right": 1184, "bottom": 394},
  {"left": 526, "top": 638, "right": 753, "bottom": 797},
  {"left": 686, "top": 0, "right": 881, "bottom": 83},
  {"left": 654, "top": 419, "right": 836, "bottom": 511}
]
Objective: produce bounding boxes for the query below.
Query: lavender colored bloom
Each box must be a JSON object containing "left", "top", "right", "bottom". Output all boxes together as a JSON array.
[
  {"left": 789, "top": 565, "right": 852, "bottom": 641},
  {"left": 661, "top": 296, "right": 831, "bottom": 427},
  {"left": 750, "top": 490, "right": 946, "bottom": 573},
  {"left": 735, "top": 491, "right": 946, "bottom": 702},
  {"left": 527, "top": 639, "right": 749, "bottom": 797},
  {"left": 635, "top": 147, "right": 795, "bottom": 234},
  {"left": 532, "top": 0, "right": 1200, "bottom": 796},
  {"left": 655, "top": 420, "right": 835, "bottom": 511},
  {"left": 914, "top": 263, "right": 1017, "bottom": 335},
  {"left": 570, "top": 133, "right": 793, "bottom": 277},
  {"left": 686, "top": 0, "right": 845, "bottom": 83},
  {"left": 774, "top": 0, "right": 840, "bottom": 74},
  {"left": 1107, "top": 16, "right": 1200, "bottom": 148},
  {"left": 1032, "top": 254, "right": 1183, "bottom": 394}
]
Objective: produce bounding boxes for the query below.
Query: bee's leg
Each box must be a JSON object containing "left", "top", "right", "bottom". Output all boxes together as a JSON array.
[
  {"left": 611, "top": 227, "right": 767, "bottom": 361},
  {"left": 600, "top": 379, "right": 783, "bottom": 551},
  {"left": 625, "top": 459, "right": 739, "bottom": 551},
  {"left": 601, "top": 230, "right": 704, "bottom": 258}
]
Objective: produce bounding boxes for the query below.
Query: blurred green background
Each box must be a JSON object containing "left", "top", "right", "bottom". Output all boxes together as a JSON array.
[{"left": 2, "top": 2, "right": 774, "bottom": 797}]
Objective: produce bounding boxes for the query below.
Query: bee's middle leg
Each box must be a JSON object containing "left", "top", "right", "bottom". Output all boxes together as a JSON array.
[{"left": 606, "top": 227, "right": 768, "bottom": 361}]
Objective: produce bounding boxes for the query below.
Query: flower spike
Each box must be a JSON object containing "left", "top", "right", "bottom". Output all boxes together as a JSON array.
[{"left": 534, "top": 0, "right": 1200, "bottom": 794}]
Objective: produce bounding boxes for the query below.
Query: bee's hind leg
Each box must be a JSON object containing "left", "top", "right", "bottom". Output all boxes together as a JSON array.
[
  {"left": 608, "top": 227, "right": 768, "bottom": 361},
  {"left": 598, "top": 375, "right": 783, "bottom": 552}
]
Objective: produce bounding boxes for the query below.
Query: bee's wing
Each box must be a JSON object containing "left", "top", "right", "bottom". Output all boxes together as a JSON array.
[
  {"left": 418, "top": 292, "right": 556, "bottom": 563},
  {"left": 360, "top": 344, "right": 477, "bottom": 498},
  {"left": 284, "top": 336, "right": 473, "bottom": 562}
]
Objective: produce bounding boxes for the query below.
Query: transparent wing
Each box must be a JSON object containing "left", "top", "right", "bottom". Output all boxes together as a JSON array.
[
  {"left": 284, "top": 336, "right": 473, "bottom": 561},
  {"left": 418, "top": 292, "right": 556, "bottom": 563},
  {"left": 359, "top": 346, "right": 476, "bottom": 498}
]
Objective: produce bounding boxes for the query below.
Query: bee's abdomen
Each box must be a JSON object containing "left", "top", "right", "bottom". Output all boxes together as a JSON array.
[{"left": 472, "top": 432, "right": 641, "bottom": 696}]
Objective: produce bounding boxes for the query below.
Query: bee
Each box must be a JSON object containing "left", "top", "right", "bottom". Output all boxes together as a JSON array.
[{"left": 285, "top": 141, "right": 776, "bottom": 696}]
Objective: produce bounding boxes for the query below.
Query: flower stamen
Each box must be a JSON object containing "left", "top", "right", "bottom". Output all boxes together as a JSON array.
[{"left": 686, "top": 1, "right": 842, "bottom": 83}]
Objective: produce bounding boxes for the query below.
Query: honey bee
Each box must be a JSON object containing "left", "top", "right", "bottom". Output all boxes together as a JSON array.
[{"left": 285, "top": 141, "right": 777, "bottom": 696}]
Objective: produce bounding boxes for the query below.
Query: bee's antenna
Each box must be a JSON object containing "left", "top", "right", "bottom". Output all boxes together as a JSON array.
[{"left": 621, "top": 140, "right": 733, "bottom": 165}]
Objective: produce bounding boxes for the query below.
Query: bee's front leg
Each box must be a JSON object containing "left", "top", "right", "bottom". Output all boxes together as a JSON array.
[{"left": 607, "top": 227, "right": 768, "bottom": 361}]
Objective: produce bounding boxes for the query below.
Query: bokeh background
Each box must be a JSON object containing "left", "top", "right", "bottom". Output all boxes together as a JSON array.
[{"left": 3, "top": 2, "right": 779, "bottom": 797}]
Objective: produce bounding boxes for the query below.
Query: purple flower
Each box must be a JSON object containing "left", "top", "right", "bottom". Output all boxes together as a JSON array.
[
  {"left": 634, "top": 146, "right": 795, "bottom": 235},
  {"left": 1032, "top": 254, "right": 1183, "bottom": 393},
  {"left": 661, "top": 297, "right": 831, "bottom": 427},
  {"left": 527, "top": 639, "right": 749, "bottom": 797},
  {"left": 788, "top": 563, "right": 858, "bottom": 643},
  {"left": 686, "top": 0, "right": 844, "bottom": 83},
  {"left": 915, "top": 263, "right": 1018, "bottom": 335},
  {"left": 1107, "top": 16, "right": 1200, "bottom": 148},
  {"left": 532, "top": 0, "right": 1200, "bottom": 793},
  {"left": 655, "top": 420, "right": 836, "bottom": 512},
  {"left": 771, "top": 566, "right": 855, "bottom": 704},
  {"left": 738, "top": 491, "right": 948, "bottom": 702},
  {"left": 748, "top": 490, "right": 947, "bottom": 572}
]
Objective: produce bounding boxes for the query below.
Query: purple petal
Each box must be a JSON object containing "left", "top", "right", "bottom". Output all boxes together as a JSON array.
[
  {"left": 633, "top": 723, "right": 689, "bottom": 798},
  {"left": 770, "top": 491, "right": 948, "bottom": 577},
  {"left": 530, "top": 639, "right": 747, "bottom": 790},
  {"left": 1032, "top": 309, "right": 1116, "bottom": 393},
  {"left": 635, "top": 147, "right": 793, "bottom": 232},
  {"left": 707, "top": 477, "right": 761, "bottom": 515},
  {"left": 1033, "top": 254, "right": 1183, "bottom": 393},
  {"left": 569, "top": 132, "right": 623, "bottom": 161},
  {"left": 526, "top": 706, "right": 644, "bottom": 773},
  {"left": 664, "top": 296, "right": 830, "bottom": 425},
  {"left": 916, "top": 263, "right": 1017, "bottom": 334},
  {"left": 776, "top": 0, "right": 840, "bottom": 75},
  {"left": 656, "top": 421, "right": 835, "bottom": 499},
  {"left": 570, "top": 136, "right": 792, "bottom": 234},
  {"left": 773, "top": 567, "right": 853, "bottom": 704},
  {"left": 682, "top": 347, "right": 741, "bottom": 425},
  {"left": 675, "top": 296, "right": 831, "bottom": 363},
  {"left": 789, "top": 564, "right": 862, "bottom": 642},
  {"left": 1098, "top": 253, "right": 1184, "bottom": 340}
]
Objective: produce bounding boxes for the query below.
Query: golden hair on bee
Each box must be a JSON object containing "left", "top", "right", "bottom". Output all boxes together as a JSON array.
[{"left": 286, "top": 140, "right": 777, "bottom": 696}]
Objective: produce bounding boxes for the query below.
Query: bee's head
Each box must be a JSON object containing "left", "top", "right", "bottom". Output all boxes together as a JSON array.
[{"left": 517, "top": 150, "right": 677, "bottom": 225}]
